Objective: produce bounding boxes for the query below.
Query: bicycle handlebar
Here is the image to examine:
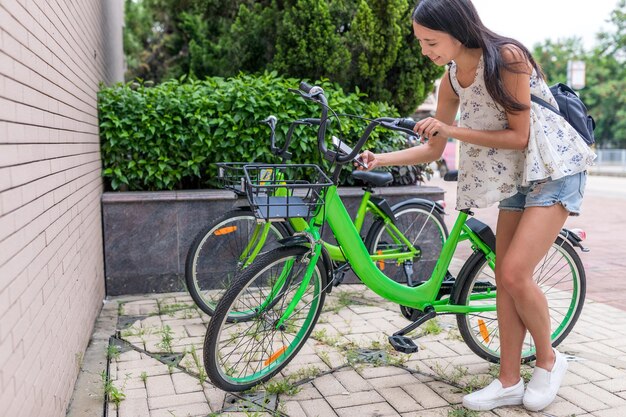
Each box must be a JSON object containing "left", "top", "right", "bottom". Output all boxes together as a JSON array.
[
  {"left": 294, "top": 83, "right": 420, "bottom": 164},
  {"left": 262, "top": 116, "right": 322, "bottom": 162}
]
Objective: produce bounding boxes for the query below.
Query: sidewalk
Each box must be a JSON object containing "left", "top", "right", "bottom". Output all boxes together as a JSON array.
[
  {"left": 75, "top": 285, "right": 626, "bottom": 417},
  {"left": 68, "top": 175, "right": 626, "bottom": 417}
]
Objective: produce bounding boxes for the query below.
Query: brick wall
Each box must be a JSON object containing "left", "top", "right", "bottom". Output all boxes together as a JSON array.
[{"left": 0, "top": 1, "right": 123, "bottom": 416}]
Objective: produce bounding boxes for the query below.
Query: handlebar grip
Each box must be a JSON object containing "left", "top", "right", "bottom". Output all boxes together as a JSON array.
[
  {"left": 397, "top": 118, "right": 417, "bottom": 131},
  {"left": 299, "top": 82, "right": 313, "bottom": 93}
]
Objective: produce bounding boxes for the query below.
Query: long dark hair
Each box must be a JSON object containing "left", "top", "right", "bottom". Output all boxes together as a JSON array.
[{"left": 412, "top": 0, "right": 542, "bottom": 113}]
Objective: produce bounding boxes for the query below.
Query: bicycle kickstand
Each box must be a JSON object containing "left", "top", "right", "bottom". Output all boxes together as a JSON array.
[{"left": 388, "top": 306, "right": 436, "bottom": 354}]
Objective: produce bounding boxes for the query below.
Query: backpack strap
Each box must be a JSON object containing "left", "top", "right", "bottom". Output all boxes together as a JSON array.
[
  {"left": 447, "top": 63, "right": 459, "bottom": 96},
  {"left": 530, "top": 94, "right": 561, "bottom": 116}
]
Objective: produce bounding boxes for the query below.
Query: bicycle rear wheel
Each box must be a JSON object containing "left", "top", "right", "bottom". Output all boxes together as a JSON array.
[
  {"left": 185, "top": 209, "right": 290, "bottom": 316},
  {"left": 366, "top": 202, "right": 448, "bottom": 285},
  {"left": 203, "top": 246, "right": 326, "bottom": 392},
  {"left": 456, "top": 236, "right": 586, "bottom": 363}
]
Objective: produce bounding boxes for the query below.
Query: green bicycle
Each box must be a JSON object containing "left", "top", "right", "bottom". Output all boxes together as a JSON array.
[
  {"left": 203, "top": 83, "right": 587, "bottom": 392},
  {"left": 186, "top": 116, "right": 448, "bottom": 318}
]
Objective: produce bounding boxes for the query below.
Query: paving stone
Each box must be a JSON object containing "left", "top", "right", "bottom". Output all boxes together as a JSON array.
[
  {"left": 171, "top": 372, "right": 203, "bottom": 394},
  {"left": 587, "top": 361, "right": 626, "bottom": 379},
  {"left": 124, "top": 388, "right": 147, "bottom": 399},
  {"left": 335, "top": 401, "right": 400, "bottom": 417},
  {"left": 299, "top": 398, "right": 339, "bottom": 417},
  {"left": 117, "top": 398, "right": 150, "bottom": 417},
  {"left": 539, "top": 397, "right": 586, "bottom": 416},
  {"left": 575, "top": 383, "right": 626, "bottom": 407},
  {"left": 557, "top": 385, "right": 611, "bottom": 412},
  {"left": 122, "top": 377, "right": 148, "bottom": 390},
  {"left": 568, "top": 361, "right": 612, "bottom": 382},
  {"left": 148, "top": 391, "right": 207, "bottom": 410},
  {"left": 288, "top": 383, "right": 323, "bottom": 401},
  {"left": 117, "top": 359, "right": 151, "bottom": 371},
  {"left": 401, "top": 407, "right": 459, "bottom": 417},
  {"left": 593, "top": 405, "right": 626, "bottom": 417},
  {"left": 333, "top": 369, "right": 373, "bottom": 392},
  {"left": 596, "top": 377, "right": 626, "bottom": 393},
  {"left": 376, "top": 387, "right": 423, "bottom": 413},
  {"left": 150, "top": 402, "right": 211, "bottom": 417},
  {"left": 146, "top": 374, "right": 176, "bottom": 397},
  {"left": 325, "top": 390, "right": 385, "bottom": 408},
  {"left": 423, "top": 380, "right": 463, "bottom": 406},
  {"left": 417, "top": 341, "right": 458, "bottom": 358},
  {"left": 281, "top": 360, "right": 330, "bottom": 379},
  {"left": 117, "top": 350, "right": 142, "bottom": 362},
  {"left": 312, "top": 346, "right": 347, "bottom": 368},
  {"left": 312, "top": 374, "right": 347, "bottom": 397},
  {"left": 359, "top": 366, "right": 410, "bottom": 379},
  {"left": 367, "top": 373, "right": 421, "bottom": 389},
  {"left": 491, "top": 407, "right": 534, "bottom": 417},
  {"left": 404, "top": 381, "right": 450, "bottom": 409},
  {"left": 283, "top": 400, "right": 308, "bottom": 417},
  {"left": 561, "top": 370, "right": 588, "bottom": 386},
  {"left": 203, "top": 386, "right": 227, "bottom": 412}
]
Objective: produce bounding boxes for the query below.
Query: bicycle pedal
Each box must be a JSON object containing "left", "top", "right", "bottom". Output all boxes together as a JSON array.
[
  {"left": 333, "top": 270, "right": 346, "bottom": 287},
  {"left": 388, "top": 335, "right": 419, "bottom": 354}
]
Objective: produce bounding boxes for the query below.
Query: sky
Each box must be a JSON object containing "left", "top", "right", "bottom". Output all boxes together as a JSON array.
[{"left": 471, "top": 0, "right": 620, "bottom": 49}]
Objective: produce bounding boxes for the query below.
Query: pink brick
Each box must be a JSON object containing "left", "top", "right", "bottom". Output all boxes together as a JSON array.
[{"left": 1, "top": 1, "right": 120, "bottom": 416}]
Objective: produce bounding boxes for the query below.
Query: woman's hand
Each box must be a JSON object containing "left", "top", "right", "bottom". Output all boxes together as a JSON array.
[
  {"left": 355, "top": 150, "right": 379, "bottom": 171},
  {"left": 414, "top": 117, "right": 452, "bottom": 141}
]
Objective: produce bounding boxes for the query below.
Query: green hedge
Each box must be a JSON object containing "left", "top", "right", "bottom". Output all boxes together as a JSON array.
[{"left": 98, "top": 72, "right": 410, "bottom": 191}]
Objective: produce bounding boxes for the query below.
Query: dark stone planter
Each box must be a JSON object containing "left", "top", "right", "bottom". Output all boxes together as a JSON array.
[{"left": 102, "top": 185, "right": 445, "bottom": 296}]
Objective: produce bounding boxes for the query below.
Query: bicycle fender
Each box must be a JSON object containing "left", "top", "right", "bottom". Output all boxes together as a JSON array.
[
  {"left": 369, "top": 196, "right": 396, "bottom": 222},
  {"left": 390, "top": 198, "right": 446, "bottom": 216},
  {"left": 449, "top": 250, "right": 485, "bottom": 305},
  {"left": 560, "top": 228, "right": 588, "bottom": 252},
  {"left": 277, "top": 236, "right": 334, "bottom": 293}
]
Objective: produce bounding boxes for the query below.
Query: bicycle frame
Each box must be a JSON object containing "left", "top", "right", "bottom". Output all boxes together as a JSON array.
[
  {"left": 274, "top": 185, "right": 497, "bottom": 328},
  {"left": 240, "top": 187, "right": 420, "bottom": 268}
]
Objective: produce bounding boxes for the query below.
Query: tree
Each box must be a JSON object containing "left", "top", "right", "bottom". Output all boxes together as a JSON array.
[
  {"left": 123, "top": 0, "right": 443, "bottom": 115},
  {"left": 531, "top": 0, "right": 626, "bottom": 145},
  {"left": 272, "top": 0, "right": 351, "bottom": 83},
  {"left": 583, "top": 0, "right": 626, "bottom": 145},
  {"left": 531, "top": 38, "right": 585, "bottom": 84}
]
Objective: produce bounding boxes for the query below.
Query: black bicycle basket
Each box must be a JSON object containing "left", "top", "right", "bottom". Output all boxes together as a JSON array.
[
  {"left": 243, "top": 164, "right": 332, "bottom": 221},
  {"left": 216, "top": 162, "right": 263, "bottom": 196}
]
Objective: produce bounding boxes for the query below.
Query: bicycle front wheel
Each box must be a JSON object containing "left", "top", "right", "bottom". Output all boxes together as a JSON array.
[
  {"left": 366, "top": 202, "right": 448, "bottom": 285},
  {"left": 185, "top": 209, "right": 290, "bottom": 316},
  {"left": 203, "top": 246, "right": 326, "bottom": 392},
  {"left": 456, "top": 236, "right": 586, "bottom": 363}
]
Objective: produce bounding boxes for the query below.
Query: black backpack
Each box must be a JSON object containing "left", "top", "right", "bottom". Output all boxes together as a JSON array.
[{"left": 531, "top": 83, "right": 596, "bottom": 146}]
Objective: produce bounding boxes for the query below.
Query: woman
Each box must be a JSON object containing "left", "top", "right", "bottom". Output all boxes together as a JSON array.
[{"left": 359, "top": 0, "right": 595, "bottom": 412}]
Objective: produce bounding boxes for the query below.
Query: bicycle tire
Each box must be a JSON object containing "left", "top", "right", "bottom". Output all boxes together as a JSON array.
[
  {"left": 365, "top": 202, "right": 448, "bottom": 286},
  {"left": 455, "top": 236, "right": 586, "bottom": 363},
  {"left": 185, "top": 209, "right": 290, "bottom": 317},
  {"left": 203, "top": 245, "right": 326, "bottom": 392}
]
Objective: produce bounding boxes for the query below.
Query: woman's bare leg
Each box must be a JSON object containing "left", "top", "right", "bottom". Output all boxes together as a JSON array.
[{"left": 498, "top": 204, "right": 569, "bottom": 370}]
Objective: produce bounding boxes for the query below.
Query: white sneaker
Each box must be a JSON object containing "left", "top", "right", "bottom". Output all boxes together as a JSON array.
[
  {"left": 523, "top": 348, "right": 568, "bottom": 411},
  {"left": 462, "top": 378, "right": 524, "bottom": 411}
]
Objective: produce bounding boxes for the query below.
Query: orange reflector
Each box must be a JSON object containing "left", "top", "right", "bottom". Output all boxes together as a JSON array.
[
  {"left": 478, "top": 319, "right": 490, "bottom": 343},
  {"left": 377, "top": 250, "right": 384, "bottom": 270},
  {"left": 264, "top": 345, "right": 287, "bottom": 366},
  {"left": 215, "top": 226, "right": 237, "bottom": 236}
]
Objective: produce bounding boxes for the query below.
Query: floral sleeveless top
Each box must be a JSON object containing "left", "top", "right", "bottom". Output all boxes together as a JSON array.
[{"left": 448, "top": 54, "right": 596, "bottom": 210}]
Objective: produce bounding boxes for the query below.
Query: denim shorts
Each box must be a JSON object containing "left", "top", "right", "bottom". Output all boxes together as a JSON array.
[{"left": 498, "top": 171, "right": 587, "bottom": 216}]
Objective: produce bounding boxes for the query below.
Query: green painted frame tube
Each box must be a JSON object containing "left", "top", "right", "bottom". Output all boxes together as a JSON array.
[
  {"left": 269, "top": 185, "right": 498, "bottom": 318},
  {"left": 241, "top": 222, "right": 274, "bottom": 268}
]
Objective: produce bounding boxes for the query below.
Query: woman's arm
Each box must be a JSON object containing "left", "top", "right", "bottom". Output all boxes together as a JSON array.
[
  {"left": 359, "top": 70, "right": 460, "bottom": 169},
  {"left": 415, "top": 47, "right": 532, "bottom": 150}
]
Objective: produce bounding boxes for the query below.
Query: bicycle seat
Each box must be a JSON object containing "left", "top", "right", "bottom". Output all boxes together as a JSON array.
[{"left": 351, "top": 170, "right": 393, "bottom": 187}]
